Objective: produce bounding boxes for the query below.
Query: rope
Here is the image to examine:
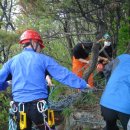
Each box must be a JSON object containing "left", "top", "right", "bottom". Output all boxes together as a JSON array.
[
  {"left": 48, "top": 90, "right": 101, "bottom": 110},
  {"left": 48, "top": 92, "right": 82, "bottom": 110},
  {"left": 8, "top": 108, "right": 17, "bottom": 130}
]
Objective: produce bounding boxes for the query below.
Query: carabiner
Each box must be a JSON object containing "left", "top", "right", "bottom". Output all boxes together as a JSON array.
[
  {"left": 37, "top": 100, "right": 48, "bottom": 113},
  {"left": 18, "top": 102, "right": 25, "bottom": 112},
  {"left": 10, "top": 101, "right": 18, "bottom": 113}
]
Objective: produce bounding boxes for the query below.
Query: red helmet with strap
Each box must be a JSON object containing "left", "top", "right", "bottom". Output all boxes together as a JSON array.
[{"left": 19, "top": 29, "right": 44, "bottom": 49}]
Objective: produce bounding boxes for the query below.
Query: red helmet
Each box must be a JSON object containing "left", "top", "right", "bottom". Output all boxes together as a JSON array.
[{"left": 19, "top": 29, "right": 44, "bottom": 49}]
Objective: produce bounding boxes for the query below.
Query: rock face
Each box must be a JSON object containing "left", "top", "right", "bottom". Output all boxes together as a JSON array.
[
  {"left": 64, "top": 106, "right": 105, "bottom": 130},
  {"left": 56, "top": 106, "right": 124, "bottom": 130},
  {"left": 56, "top": 104, "right": 105, "bottom": 130}
]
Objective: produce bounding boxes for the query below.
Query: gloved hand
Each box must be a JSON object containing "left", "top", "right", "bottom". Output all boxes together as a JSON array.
[
  {"left": 81, "top": 84, "right": 94, "bottom": 93},
  {"left": 46, "top": 75, "right": 53, "bottom": 87}
]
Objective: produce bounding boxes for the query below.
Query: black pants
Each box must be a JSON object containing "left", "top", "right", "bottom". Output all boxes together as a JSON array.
[
  {"left": 15, "top": 101, "right": 49, "bottom": 130},
  {"left": 101, "top": 105, "right": 130, "bottom": 130}
]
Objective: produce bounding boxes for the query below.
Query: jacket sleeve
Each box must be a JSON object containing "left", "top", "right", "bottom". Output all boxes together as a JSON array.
[
  {"left": 0, "top": 61, "right": 11, "bottom": 91},
  {"left": 103, "top": 58, "right": 119, "bottom": 82},
  {"left": 45, "top": 56, "right": 87, "bottom": 89}
]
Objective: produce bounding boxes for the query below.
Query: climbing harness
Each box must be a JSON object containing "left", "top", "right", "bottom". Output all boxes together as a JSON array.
[
  {"left": 37, "top": 100, "right": 56, "bottom": 130},
  {"left": 8, "top": 99, "right": 56, "bottom": 130}
]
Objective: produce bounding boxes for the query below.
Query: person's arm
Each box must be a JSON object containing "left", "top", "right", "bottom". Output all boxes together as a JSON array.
[
  {"left": 78, "top": 58, "right": 90, "bottom": 64},
  {"left": 103, "top": 58, "right": 119, "bottom": 82},
  {"left": 0, "top": 61, "right": 11, "bottom": 91},
  {"left": 44, "top": 56, "right": 90, "bottom": 89},
  {"left": 98, "top": 56, "right": 109, "bottom": 65}
]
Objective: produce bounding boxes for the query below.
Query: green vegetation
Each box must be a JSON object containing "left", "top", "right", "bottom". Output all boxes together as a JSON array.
[
  {"left": 62, "top": 107, "right": 74, "bottom": 118},
  {"left": 118, "top": 21, "right": 130, "bottom": 54},
  {"left": 75, "top": 92, "right": 99, "bottom": 106}
]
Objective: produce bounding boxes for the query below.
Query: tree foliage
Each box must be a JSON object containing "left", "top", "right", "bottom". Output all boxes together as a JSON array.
[{"left": 18, "top": 0, "right": 129, "bottom": 58}]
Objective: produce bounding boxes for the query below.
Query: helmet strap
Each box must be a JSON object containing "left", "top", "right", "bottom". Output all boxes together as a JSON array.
[
  {"left": 30, "top": 40, "right": 39, "bottom": 52},
  {"left": 34, "top": 42, "right": 39, "bottom": 52},
  {"left": 30, "top": 40, "right": 35, "bottom": 51}
]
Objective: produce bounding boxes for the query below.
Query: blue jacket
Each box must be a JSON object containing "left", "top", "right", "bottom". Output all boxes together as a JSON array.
[
  {"left": 100, "top": 54, "right": 130, "bottom": 114},
  {"left": 0, "top": 48, "right": 87, "bottom": 102}
]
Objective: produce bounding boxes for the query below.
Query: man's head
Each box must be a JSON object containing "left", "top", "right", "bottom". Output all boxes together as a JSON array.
[
  {"left": 19, "top": 29, "right": 44, "bottom": 52},
  {"left": 73, "top": 41, "right": 93, "bottom": 59}
]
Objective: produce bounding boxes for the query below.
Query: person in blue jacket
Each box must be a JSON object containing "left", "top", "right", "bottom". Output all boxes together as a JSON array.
[
  {"left": 0, "top": 29, "right": 90, "bottom": 130},
  {"left": 100, "top": 53, "right": 130, "bottom": 130}
]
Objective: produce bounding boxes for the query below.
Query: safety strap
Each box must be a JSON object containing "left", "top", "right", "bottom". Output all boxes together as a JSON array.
[{"left": 30, "top": 39, "right": 39, "bottom": 52}]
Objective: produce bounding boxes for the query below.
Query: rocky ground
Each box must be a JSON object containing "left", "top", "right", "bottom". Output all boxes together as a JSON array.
[
  {"left": 55, "top": 90, "right": 124, "bottom": 130},
  {"left": 66, "top": 104, "right": 105, "bottom": 130}
]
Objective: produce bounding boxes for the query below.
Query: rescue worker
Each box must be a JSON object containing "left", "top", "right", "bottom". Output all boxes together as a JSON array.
[
  {"left": 0, "top": 29, "right": 91, "bottom": 130},
  {"left": 72, "top": 41, "right": 94, "bottom": 87},
  {"left": 72, "top": 40, "right": 112, "bottom": 87},
  {"left": 100, "top": 53, "right": 130, "bottom": 130}
]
